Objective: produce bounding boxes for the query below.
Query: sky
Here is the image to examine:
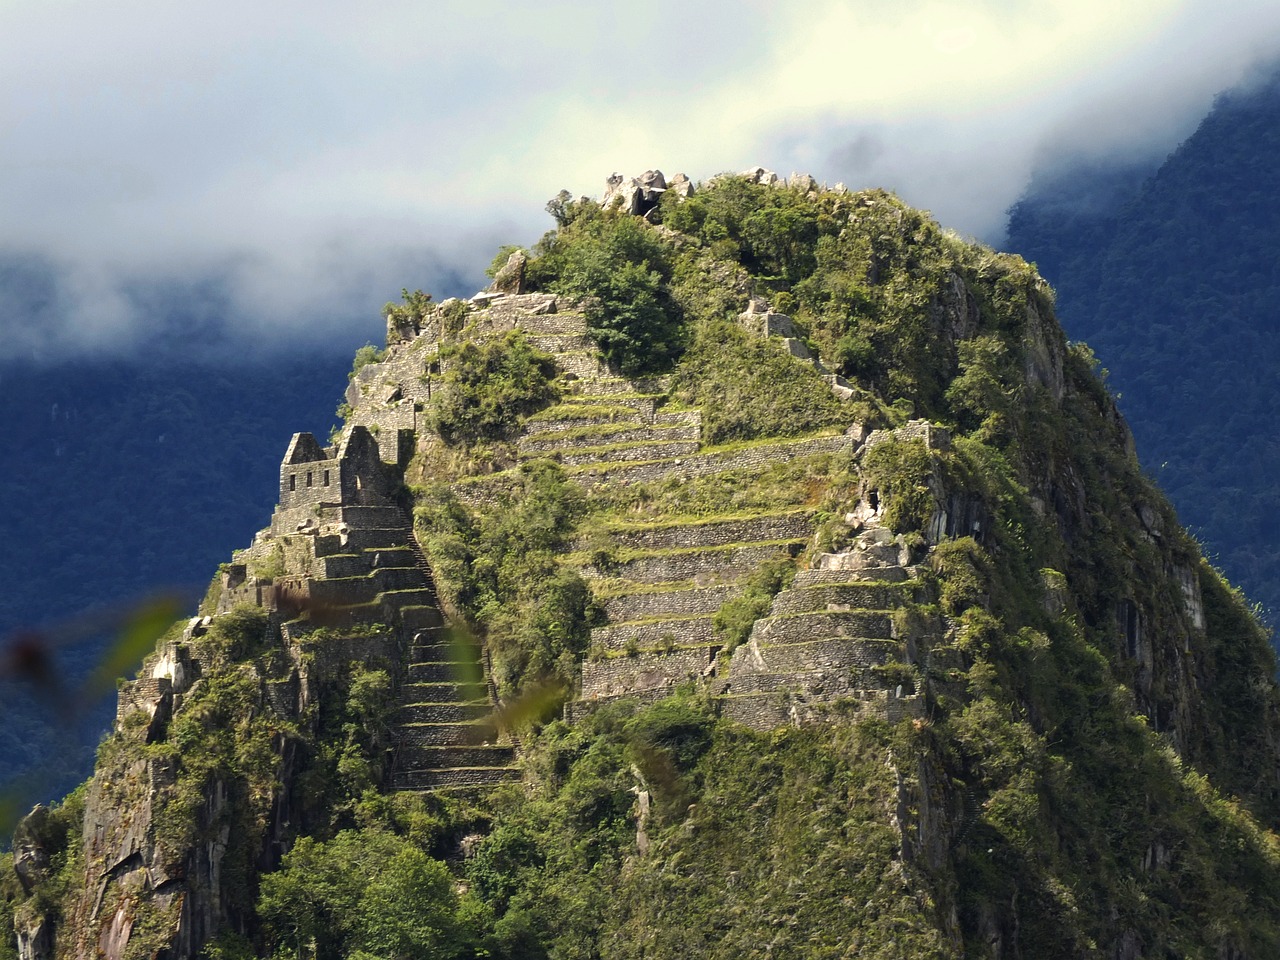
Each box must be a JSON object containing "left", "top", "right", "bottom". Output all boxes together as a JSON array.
[{"left": 3, "top": 0, "right": 1280, "bottom": 359}]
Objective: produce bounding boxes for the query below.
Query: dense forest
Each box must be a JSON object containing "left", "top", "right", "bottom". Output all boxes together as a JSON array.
[{"left": 1007, "top": 66, "right": 1280, "bottom": 625}]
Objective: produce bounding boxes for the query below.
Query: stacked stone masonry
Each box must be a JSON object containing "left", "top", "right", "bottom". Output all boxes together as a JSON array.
[{"left": 328, "top": 289, "right": 959, "bottom": 734}]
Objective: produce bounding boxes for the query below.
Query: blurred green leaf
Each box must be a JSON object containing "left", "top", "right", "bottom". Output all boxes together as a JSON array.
[{"left": 84, "top": 594, "right": 185, "bottom": 698}]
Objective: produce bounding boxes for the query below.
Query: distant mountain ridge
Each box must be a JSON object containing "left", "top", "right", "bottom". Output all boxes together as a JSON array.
[
  {"left": 0, "top": 354, "right": 351, "bottom": 793},
  {"left": 1008, "top": 66, "right": 1280, "bottom": 623}
]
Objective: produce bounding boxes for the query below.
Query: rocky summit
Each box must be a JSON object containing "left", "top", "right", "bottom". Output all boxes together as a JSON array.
[{"left": 4, "top": 169, "right": 1280, "bottom": 960}]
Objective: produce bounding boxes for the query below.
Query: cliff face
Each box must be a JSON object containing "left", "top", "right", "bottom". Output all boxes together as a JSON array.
[{"left": 5, "top": 170, "right": 1280, "bottom": 960}]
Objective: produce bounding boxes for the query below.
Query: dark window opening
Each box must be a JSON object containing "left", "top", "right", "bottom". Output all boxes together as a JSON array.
[
  {"left": 306, "top": 472, "right": 313, "bottom": 487},
  {"left": 868, "top": 490, "right": 880, "bottom": 511},
  {"left": 323, "top": 470, "right": 330, "bottom": 486},
  {"left": 289, "top": 475, "right": 296, "bottom": 491}
]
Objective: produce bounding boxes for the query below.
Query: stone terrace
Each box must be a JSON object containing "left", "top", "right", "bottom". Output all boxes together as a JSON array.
[{"left": 343, "top": 288, "right": 954, "bottom": 734}]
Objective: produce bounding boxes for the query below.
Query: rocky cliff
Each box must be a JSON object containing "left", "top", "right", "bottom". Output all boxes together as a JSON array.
[{"left": 4, "top": 169, "right": 1280, "bottom": 960}]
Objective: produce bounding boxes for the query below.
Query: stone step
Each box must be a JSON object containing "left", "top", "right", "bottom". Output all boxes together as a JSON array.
[
  {"left": 568, "top": 684, "right": 686, "bottom": 722},
  {"left": 581, "top": 647, "right": 716, "bottom": 700},
  {"left": 581, "top": 541, "right": 804, "bottom": 585},
  {"left": 521, "top": 409, "right": 647, "bottom": 436},
  {"left": 519, "top": 422, "right": 700, "bottom": 455},
  {"left": 399, "top": 605, "right": 446, "bottom": 632},
  {"left": 391, "top": 766, "right": 522, "bottom": 791},
  {"left": 396, "top": 701, "right": 492, "bottom": 724},
  {"left": 791, "top": 566, "right": 911, "bottom": 587},
  {"left": 575, "top": 511, "right": 813, "bottom": 554},
  {"left": 555, "top": 394, "right": 659, "bottom": 418},
  {"left": 307, "top": 568, "right": 426, "bottom": 607},
  {"left": 591, "top": 615, "right": 718, "bottom": 651},
  {"left": 552, "top": 439, "right": 701, "bottom": 468},
  {"left": 400, "top": 681, "right": 489, "bottom": 703},
  {"left": 398, "top": 722, "right": 497, "bottom": 747},
  {"left": 408, "top": 661, "right": 486, "bottom": 684},
  {"left": 601, "top": 584, "right": 740, "bottom": 623},
  {"left": 524, "top": 333, "right": 594, "bottom": 354},
  {"left": 653, "top": 410, "right": 701, "bottom": 428},
  {"left": 563, "top": 376, "right": 669, "bottom": 397},
  {"left": 751, "top": 610, "right": 897, "bottom": 644},
  {"left": 569, "top": 434, "right": 852, "bottom": 488},
  {"left": 315, "top": 526, "right": 413, "bottom": 555},
  {"left": 719, "top": 689, "right": 925, "bottom": 730},
  {"left": 729, "top": 637, "right": 904, "bottom": 679},
  {"left": 408, "top": 639, "right": 482, "bottom": 661},
  {"left": 396, "top": 744, "right": 516, "bottom": 769},
  {"left": 769, "top": 581, "right": 917, "bottom": 616},
  {"left": 554, "top": 351, "right": 610, "bottom": 378},
  {"left": 376, "top": 588, "right": 439, "bottom": 610}
]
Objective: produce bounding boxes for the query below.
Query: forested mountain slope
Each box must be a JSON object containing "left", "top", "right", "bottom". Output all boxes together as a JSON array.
[
  {"left": 0, "top": 355, "right": 349, "bottom": 793},
  {"left": 1008, "top": 67, "right": 1280, "bottom": 623},
  {"left": 4, "top": 172, "right": 1279, "bottom": 960}
]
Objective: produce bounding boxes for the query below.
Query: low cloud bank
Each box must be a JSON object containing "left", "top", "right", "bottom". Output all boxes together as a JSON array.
[{"left": 1, "top": 0, "right": 1278, "bottom": 359}]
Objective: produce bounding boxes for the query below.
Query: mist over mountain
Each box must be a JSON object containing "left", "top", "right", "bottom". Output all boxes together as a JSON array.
[{"left": 1008, "top": 65, "right": 1280, "bottom": 624}]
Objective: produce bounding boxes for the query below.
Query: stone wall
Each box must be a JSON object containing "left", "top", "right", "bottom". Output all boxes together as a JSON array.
[
  {"left": 521, "top": 423, "right": 698, "bottom": 452},
  {"left": 564, "top": 685, "right": 674, "bottom": 722},
  {"left": 582, "top": 541, "right": 802, "bottom": 585},
  {"left": 573, "top": 434, "right": 850, "bottom": 488},
  {"left": 277, "top": 426, "right": 397, "bottom": 513},
  {"left": 729, "top": 637, "right": 903, "bottom": 679},
  {"left": 863, "top": 419, "right": 951, "bottom": 453},
  {"left": 559, "top": 439, "right": 700, "bottom": 467},
  {"left": 751, "top": 610, "right": 897, "bottom": 644},
  {"left": 577, "top": 511, "right": 813, "bottom": 553},
  {"left": 602, "top": 584, "right": 739, "bottom": 623},
  {"left": 791, "top": 567, "right": 911, "bottom": 588},
  {"left": 770, "top": 581, "right": 916, "bottom": 616},
  {"left": 720, "top": 689, "right": 924, "bottom": 730},
  {"left": 591, "top": 615, "right": 718, "bottom": 652},
  {"left": 580, "top": 647, "right": 715, "bottom": 699}
]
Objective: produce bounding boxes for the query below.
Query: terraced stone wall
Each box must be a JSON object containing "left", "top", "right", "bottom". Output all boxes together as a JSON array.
[{"left": 581, "top": 647, "right": 715, "bottom": 699}]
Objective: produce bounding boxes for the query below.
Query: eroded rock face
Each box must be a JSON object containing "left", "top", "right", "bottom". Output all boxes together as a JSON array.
[
  {"left": 488, "top": 249, "right": 528, "bottom": 294},
  {"left": 602, "top": 169, "right": 690, "bottom": 218}
]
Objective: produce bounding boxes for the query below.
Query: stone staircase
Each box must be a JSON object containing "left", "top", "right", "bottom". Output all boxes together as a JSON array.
[
  {"left": 572, "top": 510, "right": 816, "bottom": 713},
  {"left": 337, "top": 291, "right": 948, "bottom": 735},
  {"left": 719, "top": 521, "right": 930, "bottom": 729},
  {"left": 265, "top": 487, "right": 519, "bottom": 793},
  {"left": 390, "top": 513, "right": 521, "bottom": 792},
  {"left": 389, "top": 625, "right": 520, "bottom": 791}
]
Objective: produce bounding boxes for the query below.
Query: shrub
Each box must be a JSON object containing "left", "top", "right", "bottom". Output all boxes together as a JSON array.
[
  {"left": 528, "top": 208, "right": 686, "bottom": 376},
  {"left": 429, "top": 332, "right": 559, "bottom": 446}
]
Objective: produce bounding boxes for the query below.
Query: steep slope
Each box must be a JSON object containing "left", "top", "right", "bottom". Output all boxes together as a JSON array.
[
  {"left": 1007, "top": 66, "right": 1280, "bottom": 623},
  {"left": 5, "top": 171, "right": 1280, "bottom": 960}
]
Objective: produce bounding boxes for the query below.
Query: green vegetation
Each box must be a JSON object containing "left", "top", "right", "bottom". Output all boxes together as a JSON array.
[
  {"left": 383, "top": 288, "right": 434, "bottom": 341},
  {"left": 259, "top": 829, "right": 482, "bottom": 960},
  {"left": 415, "top": 460, "right": 596, "bottom": 704},
  {"left": 428, "top": 332, "right": 559, "bottom": 447},
  {"left": 670, "top": 319, "right": 854, "bottom": 443},
  {"left": 348, "top": 343, "right": 386, "bottom": 380},
  {"left": 9, "top": 170, "right": 1280, "bottom": 960},
  {"left": 711, "top": 557, "right": 795, "bottom": 649},
  {"left": 526, "top": 205, "right": 684, "bottom": 376}
]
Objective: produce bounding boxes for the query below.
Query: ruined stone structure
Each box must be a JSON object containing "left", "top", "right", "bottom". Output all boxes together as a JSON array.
[{"left": 326, "top": 249, "right": 951, "bottom": 731}]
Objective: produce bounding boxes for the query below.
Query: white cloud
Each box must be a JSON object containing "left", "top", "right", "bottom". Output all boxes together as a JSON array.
[{"left": 0, "top": 0, "right": 1278, "bottom": 357}]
